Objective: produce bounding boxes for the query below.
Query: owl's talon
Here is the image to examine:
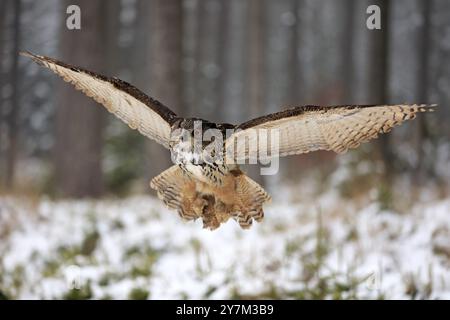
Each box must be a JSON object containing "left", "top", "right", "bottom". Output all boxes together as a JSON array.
[
  {"left": 253, "top": 209, "right": 264, "bottom": 222},
  {"left": 192, "top": 196, "right": 208, "bottom": 216}
]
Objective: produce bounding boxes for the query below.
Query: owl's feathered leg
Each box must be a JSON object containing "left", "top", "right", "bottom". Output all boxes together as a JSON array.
[
  {"left": 151, "top": 166, "right": 271, "bottom": 230},
  {"left": 151, "top": 166, "right": 231, "bottom": 229},
  {"left": 202, "top": 172, "right": 271, "bottom": 229},
  {"left": 150, "top": 165, "right": 205, "bottom": 221},
  {"left": 231, "top": 174, "right": 271, "bottom": 229}
]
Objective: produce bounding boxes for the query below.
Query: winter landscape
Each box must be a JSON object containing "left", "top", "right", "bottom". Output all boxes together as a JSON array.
[
  {"left": 1, "top": 0, "right": 449, "bottom": 300},
  {"left": 1, "top": 157, "right": 450, "bottom": 299}
]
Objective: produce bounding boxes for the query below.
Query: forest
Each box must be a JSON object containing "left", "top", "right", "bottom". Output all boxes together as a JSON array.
[{"left": 0, "top": 0, "right": 449, "bottom": 300}]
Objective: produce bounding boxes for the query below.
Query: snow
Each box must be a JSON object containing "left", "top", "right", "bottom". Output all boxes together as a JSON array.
[{"left": 1, "top": 187, "right": 449, "bottom": 299}]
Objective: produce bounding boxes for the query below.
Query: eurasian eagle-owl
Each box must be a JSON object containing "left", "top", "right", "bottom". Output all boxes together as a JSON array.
[{"left": 22, "top": 52, "right": 434, "bottom": 230}]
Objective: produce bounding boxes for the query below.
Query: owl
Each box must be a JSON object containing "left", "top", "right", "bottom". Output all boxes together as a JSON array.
[{"left": 22, "top": 52, "right": 434, "bottom": 230}]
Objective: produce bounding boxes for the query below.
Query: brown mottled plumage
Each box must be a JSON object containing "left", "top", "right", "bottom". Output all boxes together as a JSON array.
[
  {"left": 228, "top": 104, "right": 435, "bottom": 161},
  {"left": 22, "top": 51, "right": 435, "bottom": 230},
  {"left": 150, "top": 165, "right": 270, "bottom": 229}
]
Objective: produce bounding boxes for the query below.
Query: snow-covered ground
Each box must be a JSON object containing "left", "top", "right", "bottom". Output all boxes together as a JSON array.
[{"left": 1, "top": 185, "right": 450, "bottom": 299}]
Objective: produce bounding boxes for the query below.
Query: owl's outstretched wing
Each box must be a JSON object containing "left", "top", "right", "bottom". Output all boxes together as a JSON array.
[
  {"left": 21, "top": 52, "right": 178, "bottom": 148},
  {"left": 226, "top": 104, "right": 435, "bottom": 162}
]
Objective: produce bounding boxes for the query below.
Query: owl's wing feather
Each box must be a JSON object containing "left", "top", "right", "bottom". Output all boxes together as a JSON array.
[
  {"left": 226, "top": 104, "right": 435, "bottom": 161},
  {"left": 21, "top": 51, "right": 178, "bottom": 148}
]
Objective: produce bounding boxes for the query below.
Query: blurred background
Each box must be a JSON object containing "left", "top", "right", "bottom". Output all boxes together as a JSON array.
[{"left": 0, "top": 0, "right": 449, "bottom": 300}]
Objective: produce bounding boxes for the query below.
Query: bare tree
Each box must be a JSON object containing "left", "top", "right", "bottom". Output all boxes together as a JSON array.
[
  {"left": 341, "top": 0, "right": 357, "bottom": 103},
  {"left": 361, "top": 0, "right": 394, "bottom": 181},
  {"left": 5, "top": 0, "right": 22, "bottom": 189},
  {"left": 287, "top": 0, "right": 300, "bottom": 105},
  {"left": 54, "top": 0, "right": 110, "bottom": 198},
  {"left": 219, "top": 0, "right": 247, "bottom": 124},
  {"left": 0, "top": 0, "right": 5, "bottom": 62},
  {"left": 0, "top": 0, "right": 8, "bottom": 187},
  {"left": 143, "top": 0, "right": 182, "bottom": 181},
  {"left": 193, "top": 0, "right": 224, "bottom": 122},
  {"left": 105, "top": 0, "right": 121, "bottom": 73},
  {"left": 414, "top": 0, "right": 432, "bottom": 182},
  {"left": 247, "top": 0, "right": 266, "bottom": 123},
  {"left": 245, "top": 0, "right": 266, "bottom": 185},
  {"left": 284, "top": 0, "right": 302, "bottom": 179},
  {"left": 216, "top": 0, "right": 230, "bottom": 119},
  {"left": 180, "top": 0, "right": 199, "bottom": 118}
]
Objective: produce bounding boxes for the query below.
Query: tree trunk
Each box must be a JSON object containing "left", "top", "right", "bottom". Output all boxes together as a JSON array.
[
  {"left": 105, "top": 0, "right": 121, "bottom": 74},
  {"left": 414, "top": 0, "right": 432, "bottom": 183},
  {"left": 287, "top": 0, "right": 300, "bottom": 105},
  {"left": 341, "top": 0, "right": 356, "bottom": 103},
  {"left": 180, "top": 0, "right": 199, "bottom": 118},
  {"left": 284, "top": 0, "right": 302, "bottom": 180},
  {"left": 247, "top": 0, "right": 265, "bottom": 123},
  {"left": 246, "top": 0, "right": 266, "bottom": 185},
  {"left": 5, "top": 0, "right": 22, "bottom": 190},
  {"left": 54, "top": 0, "right": 109, "bottom": 198},
  {"left": 216, "top": 0, "right": 230, "bottom": 120},
  {"left": 0, "top": 0, "right": 8, "bottom": 187},
  {"left": 193, "top": 0, "right": 224, "bottom": 122},
  {"left": 144, "top": 0, "right": 182, "bottom": 181},
  {"left": 366, "top": 0, "right": 394, "bottom": 182},
  {"left": 219, "top": 0, "right": 247, "bottom": 124}
]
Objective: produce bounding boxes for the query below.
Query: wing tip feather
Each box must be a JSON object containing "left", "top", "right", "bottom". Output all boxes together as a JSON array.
[
  {"left": 20, "top": 51, "right": 45, "bottom": 66},
  {"left": 418, "top": 103, "right": 437, "bottom": 112}
]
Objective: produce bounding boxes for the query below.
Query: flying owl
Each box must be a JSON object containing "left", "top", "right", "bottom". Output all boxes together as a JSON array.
[{"left": 22, "top": 52, "right": 434, "bottom": 230}]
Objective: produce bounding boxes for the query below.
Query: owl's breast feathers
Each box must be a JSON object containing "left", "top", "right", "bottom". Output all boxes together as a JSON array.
[{"left": 170, "top": 118, "right": 237, "bottom": 186}]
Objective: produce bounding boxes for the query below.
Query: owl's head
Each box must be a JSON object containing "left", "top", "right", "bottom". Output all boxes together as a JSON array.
[{"left": 169, "top": 118, "right": 228, "bottom": 165}]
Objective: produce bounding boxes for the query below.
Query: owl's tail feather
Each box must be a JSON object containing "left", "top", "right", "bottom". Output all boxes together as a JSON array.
[{"left": 150, "top": 165, "right": 201, "bottom": 221}]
